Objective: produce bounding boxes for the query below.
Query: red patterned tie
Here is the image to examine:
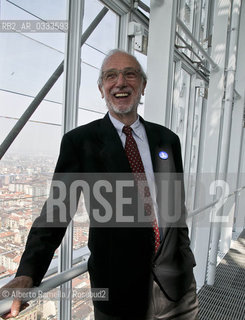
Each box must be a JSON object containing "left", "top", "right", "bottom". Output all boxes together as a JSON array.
[{"left": 122, "top": 125, "right": 160, "bottom": 253}]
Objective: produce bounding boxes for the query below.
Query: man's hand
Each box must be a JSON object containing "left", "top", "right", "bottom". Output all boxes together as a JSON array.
[{"left": 0, "top": 276, "right": 33, "bottom": 319}]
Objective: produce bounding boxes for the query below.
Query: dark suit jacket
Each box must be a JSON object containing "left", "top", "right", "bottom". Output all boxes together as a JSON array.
[{"left": 16, "top": 113, "right": 195, "bottom": 317}]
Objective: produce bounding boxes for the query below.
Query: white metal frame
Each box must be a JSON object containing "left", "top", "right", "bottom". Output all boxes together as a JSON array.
[
  {"left": 191, "top": 0, "right": 231, "bottom": 289},
  {"left": 233, "top": 0, "right": 245, "bottom": 234},
  {"left": 59, "top": 1, "right": 84, "bottom": 319},
  {"left": 207, "top": 0, "right": 242, "bottom": 285},
  {"left": 144, "top": 0, "right": 178, "bottom": 126}
]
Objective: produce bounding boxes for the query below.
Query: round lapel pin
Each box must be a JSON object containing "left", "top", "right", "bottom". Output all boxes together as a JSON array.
[{"left": 159, "top": 151, "right": 168, "bottom": 160}]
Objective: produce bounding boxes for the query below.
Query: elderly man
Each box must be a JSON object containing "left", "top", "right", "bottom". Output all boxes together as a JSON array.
[{"left": 1, "top": 49, "right": 198, "bottom": 319}]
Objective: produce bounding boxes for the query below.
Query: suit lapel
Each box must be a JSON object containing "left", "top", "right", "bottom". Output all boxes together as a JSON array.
[{"left": 141, "top": 119, "right": 159, "bottom": 172}]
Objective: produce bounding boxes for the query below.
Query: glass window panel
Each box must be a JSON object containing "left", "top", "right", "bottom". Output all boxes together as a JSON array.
[
  {"left": 1, "top": 0, "right": 67, "bottom": 54},
  {"left": 0, "top": 119, "right": 61, "bottom": 158},
  {"left": 82, "top": 44, "right": 105, "bottom": 71},
  {"left": 0, "top": 120, "right": 61, "bottom": 316},
  {"left": 0, "top": 91, "right": 62, "bottom": 125},
  {"left": 78, "top": 109, "right": 104, "bottom": 126},
  {"left": 176, "top": 0, "right": 194, "bottom": 58},
  {"left": 177, "top": 0, "right": 195, "bottom": 32},
  {"left": 78, "top": 1, "right": 119, "bottom": 121},
  {"left": 72, "top": 274, "right": 94, "bottom": 319},
  {"left": 200, "top": 0, "right": 209, "bottom": 44},
  {"left": 0, "top": 32, "right": 64, "bottom": 98},
  {"left": 176, "top": 0, "right": 196, "bottom": 59},
  {"left": 83, "top": 0, "right": 118, "bottom": 54},
  {"left": 79, "top": 63, "right": 107, "bottom": 115},
  {"left": 0, "top": 2, "right": 66, "bottom": 319},
  {"left": 3, "top": 0, "right": 67, "bottom": 19}
]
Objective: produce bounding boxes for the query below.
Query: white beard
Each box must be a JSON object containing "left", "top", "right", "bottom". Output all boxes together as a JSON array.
[
  {"left": 104, "top": 89, "right": 142, "bottom": 115},
  {"left": 105, "top": 98, "right": 135, "bottom": 115}
]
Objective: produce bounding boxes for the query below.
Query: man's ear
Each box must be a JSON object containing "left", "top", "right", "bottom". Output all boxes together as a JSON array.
[
  {"left": 141, "top": 81, "right": 147, "bottom": 96},
  {"left": 98, "top": 85, "right": 104, "bottom": 98}
]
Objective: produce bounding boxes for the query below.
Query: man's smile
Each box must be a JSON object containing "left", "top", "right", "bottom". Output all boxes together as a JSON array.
[{"left": 114, "top": 92, "right": 130, "bottom": 98}]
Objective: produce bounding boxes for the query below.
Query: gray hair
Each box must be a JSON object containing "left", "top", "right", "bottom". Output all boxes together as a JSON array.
[{"left": 97, "top": 49, "right": 147, "bottom": 87}]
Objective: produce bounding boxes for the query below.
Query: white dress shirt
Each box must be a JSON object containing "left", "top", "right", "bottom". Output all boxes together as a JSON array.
[{"left": 109, "top": 113, "right": 159, "bottom": 223}]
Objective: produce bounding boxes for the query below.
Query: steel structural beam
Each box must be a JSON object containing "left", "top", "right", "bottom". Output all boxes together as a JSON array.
[
  {"left": 219, "top": 0, "right": 244, "bottom": 251},
  {"left": 61, "top": 0, "right": 84, "bottom": 135},
  {"left": 58, "top": 1, "right": 84, "bottom": 320},
  {"left": 176, "top": 17, "right": 219, "bottom": 71},
  {"left": 144, "top": 0, "right": 177, "bottom": 126},
  {"left": 0, "top": 7, "right": 109, "bottom": 160}
]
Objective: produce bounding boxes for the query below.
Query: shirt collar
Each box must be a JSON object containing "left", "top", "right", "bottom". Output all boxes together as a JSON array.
[{"left": 108, "top": 112, "right": 144, "bottom": 141}]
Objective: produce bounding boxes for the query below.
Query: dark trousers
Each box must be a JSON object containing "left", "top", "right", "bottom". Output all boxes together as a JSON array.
[{"left": 94, "top": 278, "right": 199, "bottom": 320}]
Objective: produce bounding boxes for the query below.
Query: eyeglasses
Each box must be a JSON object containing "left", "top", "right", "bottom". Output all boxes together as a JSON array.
[{"left": 101, "top": 68, "right": 141, "bottom": 83}]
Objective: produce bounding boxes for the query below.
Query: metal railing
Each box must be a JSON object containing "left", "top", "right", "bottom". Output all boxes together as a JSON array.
[
  {"left": 187, "top": 185, "right": 245, "bottom": 218},
  {"left": 0, "top": 255, "right": 89, "bottom": 316}
]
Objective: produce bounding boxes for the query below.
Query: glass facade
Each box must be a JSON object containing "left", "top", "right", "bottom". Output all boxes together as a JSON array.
[{"left": 0, "top": 1, "right": 67, "bottom": 318}]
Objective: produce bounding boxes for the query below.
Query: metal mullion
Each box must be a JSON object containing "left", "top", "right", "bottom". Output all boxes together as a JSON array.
[
  {"left": 233, "top": 0, "right": 245, "bottom": 233},
  {"left": 209, "top": 0, "right": 243, "bottom": 283},
  {"left": 190, "top": 81, "right": 207, "bottom": 221},
  {"left": 145, "top": 0, "right": 178, "bottom": 126},
  {"left": 170, "top": 60, "right": 182, "bottom": 133},
  {"left": 187, "top": 83, "right": 205, "bottom": 237},
  {"left": 58, "top": 1, "right": 84, "bottom": 320},
  {"left": 118, "top": 12, "right": 130, "bottom": 50},
  {"left": 184, "top": 74, "right": 197, "bottom": 172},
  {"left": 183, "top": 75, "right": 198, "bottom": 231},
  {"left": 179, "top": 68, "right": 191, "bottom": 160}
]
